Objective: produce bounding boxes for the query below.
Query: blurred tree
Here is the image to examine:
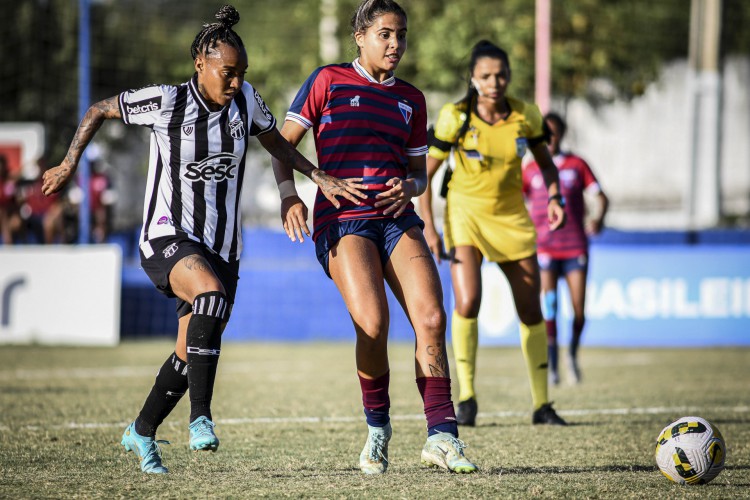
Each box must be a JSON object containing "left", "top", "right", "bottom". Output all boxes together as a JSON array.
[{"left": 0, "top": 0, "right": 748, "bottom": 165}]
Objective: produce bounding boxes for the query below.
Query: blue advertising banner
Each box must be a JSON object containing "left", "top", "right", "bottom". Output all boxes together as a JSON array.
[
  {"left": 121, "top": 229, "right": 750, "bottom": 347},
  {"left": 478, "top": 245, "right": 750, "bottom": 346}
]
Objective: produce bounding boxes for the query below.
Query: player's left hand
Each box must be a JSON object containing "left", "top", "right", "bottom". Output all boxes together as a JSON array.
[
  {"left": 374, "top": 177, "right": 414, "bottom": 217},
  {"left": 548, "top": 200, "right": 567, "bottom": 231},
  {"left": 281, "top": 196, "right": 309, "bottom": 243},
  {"left": 41, "top": 163, "right": 76, "bottom": 196}
]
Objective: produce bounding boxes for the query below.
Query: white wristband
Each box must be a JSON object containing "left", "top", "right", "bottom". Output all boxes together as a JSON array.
[{"left": 278, "top": 180, "right": 298, "bottom": 200}]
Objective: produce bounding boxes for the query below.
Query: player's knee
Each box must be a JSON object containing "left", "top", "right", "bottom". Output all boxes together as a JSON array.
[
  {"left": 542, "top": 290, "right": 557, "bottom": 321},
  {"left": 192, "top": 291, "right": 229, "bottom": 321},
  {"left": 455, "top": 297, "right": 481, "bottom": 318},
  {"left": 415, "top": 305, "right": 446, "bottom": 338}
]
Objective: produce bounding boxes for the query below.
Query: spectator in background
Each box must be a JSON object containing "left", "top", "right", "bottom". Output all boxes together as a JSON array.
[
  {"left": 418, "top": 40, "right": 567, "bottom": 428},
  {"left": 0, "top": 154, "right": 19, "bottom": 244},
  {"left": 14, "top": 157, "right": 69, "bottom": 244},
  {"left": 523, "top": 112, "right": 609, "bottom": 385}
]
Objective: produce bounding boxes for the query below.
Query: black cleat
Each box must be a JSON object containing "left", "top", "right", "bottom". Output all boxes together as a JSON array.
[
  {"left": 532, "top": 402, "right": 568, "bottom": 426},
  {"left": 456, "top": 398, "right": 478, "bottom": 426}
]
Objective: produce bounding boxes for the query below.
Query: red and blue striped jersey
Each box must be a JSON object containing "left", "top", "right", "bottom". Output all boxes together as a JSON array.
[
  {"left": 523, "top": 152, "right": 602, "bottom": 259},
  {"left": 286, "top": 59, "right": 428, "bottom": 238}
]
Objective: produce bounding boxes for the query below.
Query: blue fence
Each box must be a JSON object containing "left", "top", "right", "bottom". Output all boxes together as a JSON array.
[{"left": 119, "top": 228, "right": 750, "bottom": 346}]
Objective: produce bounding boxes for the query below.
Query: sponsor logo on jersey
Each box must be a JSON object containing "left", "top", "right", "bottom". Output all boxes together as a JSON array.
[
  {"left": 183, "top": 152, "right": 239, "bottom": 183},
  {"left": 157, "top": 216, "right": 173, "bottom": 226},
  {"left": 350, "top": 95, "right": 360, "bottom": 107},
  {"left": 515, "top": 137, "right": 528, "bottom": 158},
  {"left": 253, "top": 89, "right": 274, "bottom": 122},
  {"left": 398, "top": 102, "right": 412, "bottom": 124},
  {"left": 228, "top": 119, "right": 245, "bottom": 140},
  {"left": 126, "top": 96, "right": 162, "bottom": 115},
  {"left": 163, "top": 242, "right": 179, "bottom": 258}
]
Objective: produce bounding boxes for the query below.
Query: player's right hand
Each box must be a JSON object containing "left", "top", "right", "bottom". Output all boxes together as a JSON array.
[
  {"left": 41, "top": 163, "right": 76, "bottom": 196},
  {"left": 311, "top": 170, "right": 368, "bottom": 209},
  {"left": 423, "top": 226, "right": 447, "bottom": 264},
  {"left": 281, "top": 196, "right": 310, "bottom": 243}
]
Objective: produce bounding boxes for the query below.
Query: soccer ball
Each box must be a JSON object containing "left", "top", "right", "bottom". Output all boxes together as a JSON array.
[{"left": 654, "top": 416, "right": 726, "bottom": 485}]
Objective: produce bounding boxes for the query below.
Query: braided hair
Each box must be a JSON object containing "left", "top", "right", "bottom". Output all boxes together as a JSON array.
[
  {"left": 350, "top": 0, "right": 407, "bottom": 55},
  {"left": 190, "top": 5, "right": 245, "bottom": 60},
  {"left": 453, "top": 40, "right": 511, "bottom": 146}
]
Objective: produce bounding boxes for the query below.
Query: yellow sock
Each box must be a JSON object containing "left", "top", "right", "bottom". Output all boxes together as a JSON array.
[
  {"left": 451, "top": 312, "right": 478, "bottom": 402},
  {"left": 519, "top": 321, "right": 548, "bottom": 410}
]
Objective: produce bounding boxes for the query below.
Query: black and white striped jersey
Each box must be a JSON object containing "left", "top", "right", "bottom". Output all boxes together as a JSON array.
[{"left": 119, "top": 74, "right": 276, "bottom": 263}]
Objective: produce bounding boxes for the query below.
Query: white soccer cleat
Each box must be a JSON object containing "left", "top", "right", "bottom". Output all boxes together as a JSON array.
[{"left": 359, "top": 422, "right": 392, "bottom": 474}]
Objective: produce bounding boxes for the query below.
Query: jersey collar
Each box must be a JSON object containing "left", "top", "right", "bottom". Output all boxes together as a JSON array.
[
  {"left": 189, "top": 73, "right": 227, "bottom": 113},
  {"left": 353, "top": 58, "right": 396, "bottom": 86}
]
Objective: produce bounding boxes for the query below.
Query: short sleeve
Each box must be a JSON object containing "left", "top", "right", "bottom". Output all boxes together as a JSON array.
[
  {"left": 524, "top": 102, "right": 546, "bottom": 146},
  {"left": 428, "top": 103, "right": 465, "bottom": 160},
  {"left": 119, "top": 84, "right": 174, "bottom": 127},
  {"left": 405, "top": 92, "right": 428, "bottom": 156},
  {"left": 579, "top": 157, "right": 602, "bottom": 193},
  {"left": 286, "top": 66, "right": 329, "bottom": 129},
  {"left": 247, "top": 86, "right": 276, "bottom": 136}
]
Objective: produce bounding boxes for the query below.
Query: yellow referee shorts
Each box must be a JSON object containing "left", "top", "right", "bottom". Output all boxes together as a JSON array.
[{"left": 443, "top": 192, "right": 537, "bottom": 263}]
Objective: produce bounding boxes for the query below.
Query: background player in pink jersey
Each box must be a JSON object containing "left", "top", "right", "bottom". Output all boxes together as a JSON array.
[
  {"left": 272, "top": 0, "right": 477, "bottom": 475},
  {"left": 523, "top": 112, "right": 609, "bottom": 385}
]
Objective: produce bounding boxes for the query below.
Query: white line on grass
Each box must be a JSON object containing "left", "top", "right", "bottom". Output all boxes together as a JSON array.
[{"left": 27, "top": 405, "right": 750, "bottom": 432}]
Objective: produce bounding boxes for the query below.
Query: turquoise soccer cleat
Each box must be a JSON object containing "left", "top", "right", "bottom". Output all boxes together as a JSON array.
[
  {"left": 120, "top": 422, "right": 169, "bottom": 474},
  {"left": 189, "top": 416, "right": 220, "bottom": 452}
]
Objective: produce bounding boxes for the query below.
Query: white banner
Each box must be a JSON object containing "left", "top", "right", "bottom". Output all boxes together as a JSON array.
[{"left": 0, "top": 245, "right": 121, "bottom": 346}]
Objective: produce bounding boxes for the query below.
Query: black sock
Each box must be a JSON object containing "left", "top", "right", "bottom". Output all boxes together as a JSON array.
[
  {"left": 135, "top": 352, "right": 189, "bottom": 437},
  {"left": 187, "top": 291, "right": 227, "bottom": 423}
]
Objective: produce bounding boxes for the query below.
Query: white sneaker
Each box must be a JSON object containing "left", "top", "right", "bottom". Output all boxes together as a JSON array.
[
  {"left": 420, "top": 432, "right": 478, "bottom": 473},
  {"left": 359, "top": 422, "right": 392, "bottom": 474}
]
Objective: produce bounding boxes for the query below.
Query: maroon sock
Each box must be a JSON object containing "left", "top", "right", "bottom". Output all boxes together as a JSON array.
[
  {"left": 358, "top": 371, "right": 390, "bottom": 427},
  {"left": 416, "top": 377, "right": 458, "bottom": 436}
]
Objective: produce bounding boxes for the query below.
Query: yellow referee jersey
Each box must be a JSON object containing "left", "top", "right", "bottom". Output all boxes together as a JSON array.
[{"left": 429, "top": 96, "right": 546, "bottom": 262}]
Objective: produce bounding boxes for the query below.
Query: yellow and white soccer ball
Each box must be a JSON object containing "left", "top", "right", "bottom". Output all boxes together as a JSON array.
[{"left": 655, "top": 416, "right": 726, "bottom": 485}]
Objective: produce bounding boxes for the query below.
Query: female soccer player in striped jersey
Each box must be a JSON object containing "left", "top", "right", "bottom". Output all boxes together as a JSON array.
[
  {"left": 418, "top": 40, "right": 568, "bottom": 428},
  {"left": 41, "top": 5, "right": 363, "bottom": 475},
  {"left": 523, "top": 112, "right": 609, "bottom": 385},
  {"left": 272, "top": 0, "right": 477, "bottom": 475}
]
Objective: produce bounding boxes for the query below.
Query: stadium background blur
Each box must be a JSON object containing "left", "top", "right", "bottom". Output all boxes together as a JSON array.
[{"left": 1, "top": 0, "right": 749, "bottom": 346}]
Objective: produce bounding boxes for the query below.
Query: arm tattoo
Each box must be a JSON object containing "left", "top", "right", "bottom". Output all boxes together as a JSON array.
[
  {"left": 426, "top": 343, "right": 448, "bottom": 377},
  {"left": 64, "top": 96, "right": 120, "bottom": 166}
]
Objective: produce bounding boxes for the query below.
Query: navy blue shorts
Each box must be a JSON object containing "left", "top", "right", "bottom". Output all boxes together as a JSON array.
[
  {"left": 140, "top": 233, "right": 240, "bottom": 319},
  {"left": 315, "top": 216, "right": 424, "bottom": 278},
  {"left": 537, "top": 253, "right": 589, "bottom": 275}
]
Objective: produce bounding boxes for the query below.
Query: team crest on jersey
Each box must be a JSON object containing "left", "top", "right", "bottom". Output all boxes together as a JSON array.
[
  {"left": 228, "top": 119, "right": 245, "bottom": 140},
  {"left": 398, "top": 102, "right": 412, "bottom": 124},
  {"left": 183, "top": 126, "right": 194, "bottom": 136},
  {"left": 350, "top": 95, "right": 360, "bottom": 107},
  {"left": 515, "top": 137, "right": 528, "bottom": 158}
]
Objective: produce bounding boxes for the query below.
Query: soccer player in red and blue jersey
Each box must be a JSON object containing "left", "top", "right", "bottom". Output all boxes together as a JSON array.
[
  {"left": 271, "top": 0, "right": 477, "bottom": 475},
  {"left": 523, "top": 112, "right": 609, "bottom": 385}
]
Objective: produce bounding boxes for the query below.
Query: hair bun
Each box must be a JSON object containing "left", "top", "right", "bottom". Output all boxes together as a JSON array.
[{"left": 215, "top": 5, "right": 240, "bottom": 27}]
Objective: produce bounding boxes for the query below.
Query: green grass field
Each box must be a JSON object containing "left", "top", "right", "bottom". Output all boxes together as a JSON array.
[{"left": 1, "top": 341, "right": 749, "bottom": 498}]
